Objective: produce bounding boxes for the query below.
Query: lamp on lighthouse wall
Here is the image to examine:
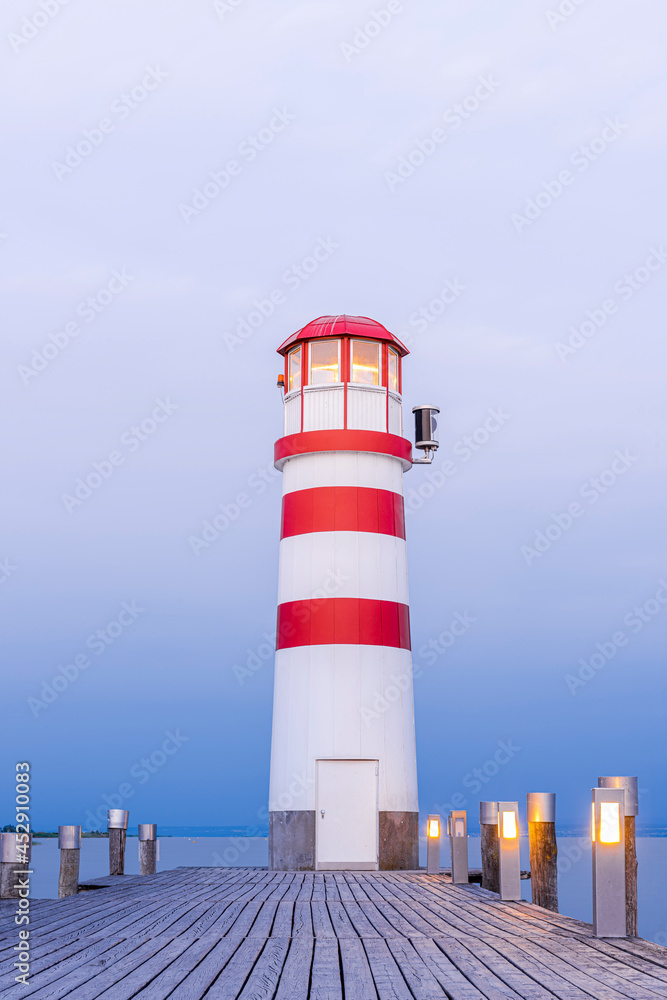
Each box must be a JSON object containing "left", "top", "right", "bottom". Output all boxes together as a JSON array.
[{"left": 412, "top": 405, "right": 440, "bottom": 464}]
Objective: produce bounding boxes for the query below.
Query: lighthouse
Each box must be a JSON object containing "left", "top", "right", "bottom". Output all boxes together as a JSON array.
[{"left": 269, "top": 315, "right": 436, "bottom": 871}]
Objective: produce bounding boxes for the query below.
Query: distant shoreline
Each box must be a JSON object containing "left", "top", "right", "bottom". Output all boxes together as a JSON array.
[{"left": 15, "top": 825, "right": 667, "bottom": 840}]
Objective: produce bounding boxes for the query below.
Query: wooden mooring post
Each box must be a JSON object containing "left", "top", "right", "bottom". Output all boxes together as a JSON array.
[
  {"left": 599, "top": 775, "right": 638, "bottom": 936},
  {"left": 57, "top": 825, "right": 81, "bottom": 898},
  {"left": 0, "top": 831, "right": 32, "bottom": 899},
  {"left": 107, "top": 808, "right": 129, "bottom": 875},
  {"left": 527, "top": 791, "right": 558, "bottom": 911},
  {"left": 138, "top": 824, "right": 157, "bottom": 875},
  {"left": 479, "top": 801, "right": 499, "bottom": 893}
]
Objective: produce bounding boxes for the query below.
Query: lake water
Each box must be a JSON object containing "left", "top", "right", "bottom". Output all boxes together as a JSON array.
[{"left": 24, "top": 835, "right": 667, "bottom": 945}]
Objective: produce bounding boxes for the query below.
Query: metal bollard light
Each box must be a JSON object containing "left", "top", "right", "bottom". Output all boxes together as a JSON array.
[
  {"left": 526, "top": 792, "right": 558, "bottom": 912},
  {"left": 138, "top": 824, "right": 158, "bottom": 876},
  {"left": 598, "top": 776, "right": 638, "bottom": 936},
  {"left": 58, "top": 826, "right": 81, "bottom": 898},
  {"left": 480, "top": 801, "right": 499, "bottom": 893},
  {"left": 107, "top": 809, "right": 129, "bottom": 876},
  {"left": 0, "top": 832, "right": 32, "bottom": 900},
  {"left": 497, "top": 802, "right": 521, "bottom": 901},
  {"left": 592, "top": 786, "right": 626, "bottom": 937},
  {"left": 426, "top": 815, "right": 441, "bottom": 874},
  {"left": 448, "top": 811, "right": 469, "bottom": 884}
]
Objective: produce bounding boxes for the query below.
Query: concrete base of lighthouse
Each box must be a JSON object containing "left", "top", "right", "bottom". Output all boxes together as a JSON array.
[
  {"left": 379, "top": 811, "right": 419, "bottom": 870},
  {"left": 269, "top": 811, "right": 316, "bottom": 871},
  {"left": 269, "top": 810, "right": 418, "bottom": 871}
]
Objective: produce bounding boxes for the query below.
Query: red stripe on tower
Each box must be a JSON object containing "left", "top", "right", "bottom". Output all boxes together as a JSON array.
[
  {"left": 276, "top": 598, "right": 411, "bottom": 650},
  {"left": 281, "top": 487, "right": 405, "bottom": 539},
  {"left": 275, "top": 429, "right": 413, "bottom": 469}
]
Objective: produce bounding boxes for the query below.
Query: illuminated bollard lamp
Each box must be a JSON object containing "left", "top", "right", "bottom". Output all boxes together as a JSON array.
[
  {"left": 598, "top": 776, "right": 638, "bottom": 936},
  {"left": 479, "top": 801, "right": 499, "bottom": 893},
  {"left": 0, "top": 832, "right": 32, "bottom": 900},
  {"left": 58, "top": 825, "right": 81, "bottom": 898},
  {"left": 526, "top": 792, "right": 558, "bottom": 912},
  {"left": 497, "top": 802, "right": 521, "bottom": 901},
  {"left": 138, "top": 824, "right": 158, "bottom": 876},
  {"left": 591, "top": 787, "right": 626, "bottom": 937},
  {"left": 447, "top": 810, "right": 469, "bottom": 884},
  {"left": 107, "top": 809, "right": 129, "bottom": 876},
  {"left": 426, "top": 815, "right": 441, "bottom": 874}
]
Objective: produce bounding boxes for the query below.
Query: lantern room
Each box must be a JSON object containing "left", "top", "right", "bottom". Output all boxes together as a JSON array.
[{"left": 277, "top": 315, "right": 408, "bottom": 437}]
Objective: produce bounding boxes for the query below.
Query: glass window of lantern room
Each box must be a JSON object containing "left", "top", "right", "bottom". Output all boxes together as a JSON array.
[
  {"left": 309, "top": 339, "right": 339, "bottom": 384},
  {"left": 387, "top": 349, "right": 399, "bottom": 393},
  {"left": 351, "top": 340, "right": 380, "bottom": 385},
  {"left": 288, "top": 347, "right": 301, "bottom": 391}
]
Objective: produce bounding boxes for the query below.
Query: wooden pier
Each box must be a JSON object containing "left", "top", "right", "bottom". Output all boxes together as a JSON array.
[{"left": 2, "top": 867, "right": 667, "bottom": 999}]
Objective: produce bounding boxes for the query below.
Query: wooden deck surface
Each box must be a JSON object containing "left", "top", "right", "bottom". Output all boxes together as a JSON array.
[{"left": 2, "top": 867, "right": 666, "bottom": 999}]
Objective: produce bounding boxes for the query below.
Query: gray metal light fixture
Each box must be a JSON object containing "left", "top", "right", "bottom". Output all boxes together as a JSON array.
[
  {"left": 597, "top": 776, "right": 638, "bottom": 817},
  {"left": 426, "top": 814, "right": 441, "bottom": 874},
  {"left": 597, "top": 776, "right": 638, "bottom": 935},
  {"left": 412, "top": 405, "right": 440, "bottom": 464},
  {"left": 591, "top": 787, "right": 626, "bottom": 937},
  {"left": 448, "top": 810, "right": 469, "bottom": 884},
  {"left": 497, "top": 801, "right": 521, "bottom": 900}
]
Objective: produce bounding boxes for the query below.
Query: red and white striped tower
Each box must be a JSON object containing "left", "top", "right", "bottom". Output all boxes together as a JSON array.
[{"left": 269, "top": 316, "right": 418, "bottom": 871}]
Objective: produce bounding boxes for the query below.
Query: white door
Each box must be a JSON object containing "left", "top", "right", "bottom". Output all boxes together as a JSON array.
[{"left": 316, "top": 759, "right": 378, "bottom": 870}]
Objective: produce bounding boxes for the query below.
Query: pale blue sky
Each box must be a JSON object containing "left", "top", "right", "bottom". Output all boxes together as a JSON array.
[{"left": 2, "top": 0, "right": 666, "bottom": 830}]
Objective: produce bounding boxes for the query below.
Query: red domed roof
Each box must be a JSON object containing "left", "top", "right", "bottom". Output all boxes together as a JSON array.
[{"left": 277, "top": 315, "right": 409, "bottom": 356}]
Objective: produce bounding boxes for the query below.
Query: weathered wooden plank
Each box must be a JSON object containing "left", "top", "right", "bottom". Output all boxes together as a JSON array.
[
  {"left": 581, "top": 937, "right": 667, "bottom": 988},
  {"left": 435, "top": 934, "right": 559, "bottom": 1000},
  {"left": 311, "top": 900, "right": 336, "bottom": 937},
  {"left": 202, "top": 935, "right": 266, "bottom": 999},
  {"left": 339, "top": 937, "right": 378, "bottom": 1000},
  {"left": 292, "top": 900, "right": 314, "bottom": 937},
  {"left": 149, "top": 933, "right": 246, "bottom": 1000},
  {"left": 75, "top": 936, "right": 196, "bottom": 1000},
  {"left": 0, "top": 935, "right": 132, "bottom": 1000},
  {"left": 607, "top": 937, "right": 667, "bottom": 967},
  {"left": 338, "top": 900, "right": 383, "bottom": 938},
  {"left": 363, "top": 937, "right": 413, "bottom": 1000},
  {"left": 247, "top": 900, "right": 279, "bottom": 938},
  {"left": 310, "top": 939, "right": 343, "bottom": 1000},
  {"left": 296, "top": 877, "right": 314, "bottom": 902},
  {"left": 412, "top": 937, "right": 498, "bottom": 1000},
  {"left": 108, "top": 935, "right": 221, "bottom": 1000},
  {"left": 327, "top": 900, "right": 359, "bottom": 938},
  {"left": 237, "top": 937, "right": 290, "bottom": 1000},
  {"left": 333, "top": 873, "right": 356, "bottom": 902},
  {"left": 360, "top": 898, "right": 426, "bottom": 938},
  {"left": 493, "top": 930, "right": 665, "bottom": 1000},
  {"left": 274, "top": 936, "right": 314, "bottom": 1000},
  {"left": 271, "top": 900, "right": 294, "bottom": 937},
  {"left": 311, "top": 875, "right": 327, "bottom": 901},
  {"left": 536, "top": 934, "right": 667, "bottom": 997},
  {"left": 323, "top": 874, "right": 341, "bottom": 901},
  {"left": 386, "top": 937, "right": 450, "bottom": 998},
  {"left": 22, "top": 935, "right": 180, "bottom": 1000},
  {"left": 5, "top": 937, "right": 154, "bottom": 1000},
  {"left": 280, "top": 873, "right": 305, "bottom": 902}
]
